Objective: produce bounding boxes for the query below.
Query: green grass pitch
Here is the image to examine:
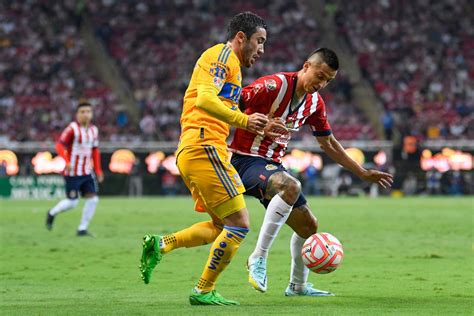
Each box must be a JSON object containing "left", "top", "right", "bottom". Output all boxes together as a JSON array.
[{"left": 0, "top": 197, "right": 472, "bottom": 315}]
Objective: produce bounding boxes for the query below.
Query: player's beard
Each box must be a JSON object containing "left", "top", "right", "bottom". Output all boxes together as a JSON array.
[{"left": 242, "top": 42, "right": 256, "bottom": 68}]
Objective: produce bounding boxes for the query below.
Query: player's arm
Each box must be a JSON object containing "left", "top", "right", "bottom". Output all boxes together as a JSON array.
[
  {"left": 308, "top": 97, "right": 393, "bottom": 188},
  {"left": 92, "top": 148, "right": 104, "bottom": 183},
  {"left": 316, "top": 135, "right": 393, "bottom": 188},
  {"left": 92, "top": 128, "right": 104, "bottom": 183},
  {"left": 56, "top": 125, "right": 73, "bottom": 170},
  {"left": 195, "top": 53, "right": 267, "bottom": 134}
]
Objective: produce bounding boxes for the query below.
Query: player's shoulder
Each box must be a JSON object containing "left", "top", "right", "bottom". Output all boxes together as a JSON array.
[
  {"left": 89, "top": 124, "right": 99, "bottom": 133},
  {"left": 312, "top": 91, "right": 326, "bottom": 105},
  {"left": 255, "top": 72, "right": 295, "bottom": 92},
  {"left": 203, "top": 44, "right": 238, "bottom": 68},
  {"left": 66, "top": 121, "right": 78, "bottom": 130},
  {"left": 202, "top": 44, "right": 230, "bottom": 61}
]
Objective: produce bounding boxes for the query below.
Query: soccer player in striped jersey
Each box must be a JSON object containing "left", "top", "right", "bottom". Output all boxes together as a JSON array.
[
  {"left": 45, "top": 101, "right": 104, "bottom": 236},
  {"left": 229, "top": 48, "right": 393, "bottom": 295}
]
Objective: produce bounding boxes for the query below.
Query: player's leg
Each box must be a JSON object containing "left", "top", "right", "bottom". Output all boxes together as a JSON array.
[
  {"left": 251, "top": 171, "right": 300, "bottom": 260},
  {"left": 140, "top": 145, "right": 248, "bottom": 305},
  {"left": 158, "top": 204, "right": 223, "bottom": 254},
  {"left": 284, "top": 203, "right": 333, "bottom": 297},
  {"left": 45, "top": 176, "right": 79, "bottom": 230},
  {"left": 247, "top": 170, "right": 300, "bottom": 292},
  {"left": 140, "top": 192, "right": 223, "bottom": 284},
  {"left": 190, "top": 195, "right": 249, "bottom": 305},
  {"left": 77, "top": 174, "right": 100, "bottom": 236}
]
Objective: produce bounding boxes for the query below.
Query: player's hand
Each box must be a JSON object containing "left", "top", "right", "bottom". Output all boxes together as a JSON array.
[
  {"left": 246, "top": 113, "right": 268, "bottom": 136},
  {"left": 64, "top": 163, "right": 71, "bottom": 172},
  {"left": 264, "top": 117, "right": 288, "bottom": 140},
  {"left": 360, "top": 169, "right": 394, "bottom": 189},
  {"left": 97, "top": 173, "right": 104, "bottom": 183}
]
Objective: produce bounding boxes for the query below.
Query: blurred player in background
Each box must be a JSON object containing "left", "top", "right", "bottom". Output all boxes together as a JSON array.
[
  {"left": 229, "top": 48, "right": 393, "bottom": 295},
  {"left": 139, "top": 12, "right": 273, "bottom": 305},
  {"left": 45, "top": 100, "right": 104, "bottom": 236}
]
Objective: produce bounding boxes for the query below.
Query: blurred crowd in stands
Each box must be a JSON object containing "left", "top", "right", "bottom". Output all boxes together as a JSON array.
[
  {"left": 0, "top": 0, "right": 471, "bottom": 143},
  {"left": 333, "top": 0, "right": 473, "bottom": 140},
  {"left": 0, "top": 0, "right": 128, "bottom": 142}
]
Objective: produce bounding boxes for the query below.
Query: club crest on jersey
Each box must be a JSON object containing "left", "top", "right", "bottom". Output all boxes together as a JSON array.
[
  {"left": 265, "top": 164, "right": 278, "bottom": 171},
  {"left": 264, "top": 79, "right": 277, "bottom": 91},
  {"left": 286, "top": 121, "right": 295, "bottom": 129}
]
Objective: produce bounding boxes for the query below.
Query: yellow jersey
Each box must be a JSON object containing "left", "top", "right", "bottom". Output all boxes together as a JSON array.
[{"left": 178, "top": 43, "right": 243, "bottom": 152}]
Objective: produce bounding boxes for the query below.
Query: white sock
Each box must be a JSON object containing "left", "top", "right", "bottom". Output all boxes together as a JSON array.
[
  {"left": 250, "top": 194, "right": 292, "bottom": 261},
  {"left": 78, "top": 196, "right": 99, "bottom": 231},
  {"left": 289, "top": 232, "right": 310, "bottom": 292},
  {"left": 49, "top": 199, "right": 78, "bottom": 216}
]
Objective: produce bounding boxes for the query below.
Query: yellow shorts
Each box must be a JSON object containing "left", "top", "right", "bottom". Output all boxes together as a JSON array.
[{"left": 176, "top": 145, "right": 246, "bottom": 219}]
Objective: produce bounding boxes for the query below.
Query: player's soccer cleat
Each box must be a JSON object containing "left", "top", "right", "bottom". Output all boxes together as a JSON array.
[
  {"left": 77, "top": 230, "right": 95, "bottom": 237},
  {"left": 247, "top": 256, "right": 267, "bottom": 292},
  {"left": 284, "top": 283, "right": 334, "bottom": 297},
  {"left": 45, "top": 211, "right": 55, "bottom": 231},
  {"left": 140, "top": 234, "right": 163, "bottom": 284},
  {"left": 189, "top": 288, "right": 240, "bottom": 305}
]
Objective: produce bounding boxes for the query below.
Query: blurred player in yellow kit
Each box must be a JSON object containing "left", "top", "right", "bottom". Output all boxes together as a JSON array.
[{"left": 139, "top": 12, "right": 270, "bottom": 305}]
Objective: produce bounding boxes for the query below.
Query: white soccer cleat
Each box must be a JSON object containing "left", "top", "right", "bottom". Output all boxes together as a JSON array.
[
  {"left": 247, "top": 256, "right": 268, "bottom": 292},
  {"left": 284, "top": 283, "right": 334, "bottom": 297}
]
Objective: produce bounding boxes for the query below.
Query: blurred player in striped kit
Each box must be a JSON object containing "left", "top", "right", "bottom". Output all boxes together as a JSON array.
[{"left": 45, "top": 100, "right": 104, "bottom": 236}]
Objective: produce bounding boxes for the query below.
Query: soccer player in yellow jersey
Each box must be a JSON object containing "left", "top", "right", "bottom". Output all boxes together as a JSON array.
[{"left": 140, "top": 12, "right": 269, "bottom": 305}]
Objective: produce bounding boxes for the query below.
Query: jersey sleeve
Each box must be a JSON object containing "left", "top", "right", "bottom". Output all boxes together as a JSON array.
[
  {"left": 240, "top": 75, "right": 281, "bottom": 113},
  {"left": 306, "top": 95, "right": 332, "bottom": 136},
  {"left": 194, "top": 46, "right": 247, "bottom": 129},
  {"left": 92, "top": 126, "right": 99, "bottom": 148},
  {"left": 58, "top": 124, "right": 74, "bottom": 145},
  {"left": 195, "top": 45, "right": 238, "bottom": 94}
]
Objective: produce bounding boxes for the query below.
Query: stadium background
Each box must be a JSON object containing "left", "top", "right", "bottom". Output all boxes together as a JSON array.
[
  {"left": 0, "top": 1, "right": 473, "bottom": 315},
  {"left": 0, "top": 0, "right": 472, "bottom": 198}
]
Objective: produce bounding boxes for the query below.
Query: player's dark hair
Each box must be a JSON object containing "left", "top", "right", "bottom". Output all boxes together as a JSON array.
[
  {"left": 76, "top": 100, "right": 92, "bottom": 111},
  {"left": 309, "top": 48, "right": 339, "bottom": 70},
  {"left": 226, "top": 11, "right": 267, "bottom": 41}
]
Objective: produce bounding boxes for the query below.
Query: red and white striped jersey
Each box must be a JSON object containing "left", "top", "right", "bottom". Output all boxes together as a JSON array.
[
  {"left": 229, "top": 72, "right": 332, "bottom": 163},
  {"left": 58, "top": 121, "right": 99, "bottom": 176}
]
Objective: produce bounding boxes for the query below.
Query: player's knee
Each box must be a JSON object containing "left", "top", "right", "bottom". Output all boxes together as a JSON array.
[
  {"left": 223, "top": 209, "right": 250, "bottom": 230},
  {"left": 68, "top": 199, "right": 79, "bottom": 208},
  {"left": 86, "top": 196, "right": 99, "bottom": 204},
  {"left": 280, "top": 177, "right": 301, "bottom": 205}
]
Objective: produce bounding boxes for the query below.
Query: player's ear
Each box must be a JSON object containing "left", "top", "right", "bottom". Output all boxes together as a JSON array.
[
  {"left": 303, "top": 61, "right": 311, "bottom": 73},
  {"left": 235, "top": 31, "right": 246, "bottom": 44}
]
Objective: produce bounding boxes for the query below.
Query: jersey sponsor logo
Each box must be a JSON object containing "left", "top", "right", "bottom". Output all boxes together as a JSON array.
[
  {"left": 208, "top": 247, "right": 226, "bottom": 270},
  {"left": 253, "top": 83, "right": 263, "bottom": 94},
  {"left": 264, "top": 79, "right": 277, "bottom": 91},
  {"left": 265, "top": 164, "right": 278, "bottom": 171}
]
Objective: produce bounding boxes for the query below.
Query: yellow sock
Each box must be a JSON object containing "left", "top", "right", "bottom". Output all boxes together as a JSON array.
[
  {"left": 195, "top": 225, "right": 249, "bottom": 292},
  {"left": 161, "top": 221, "right": 222, "bottom": 254}
]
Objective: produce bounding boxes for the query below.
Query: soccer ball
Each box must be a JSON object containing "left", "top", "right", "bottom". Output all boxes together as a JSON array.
[{"left": 301, "top": 232, "right": 344, "bottom": 274}]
